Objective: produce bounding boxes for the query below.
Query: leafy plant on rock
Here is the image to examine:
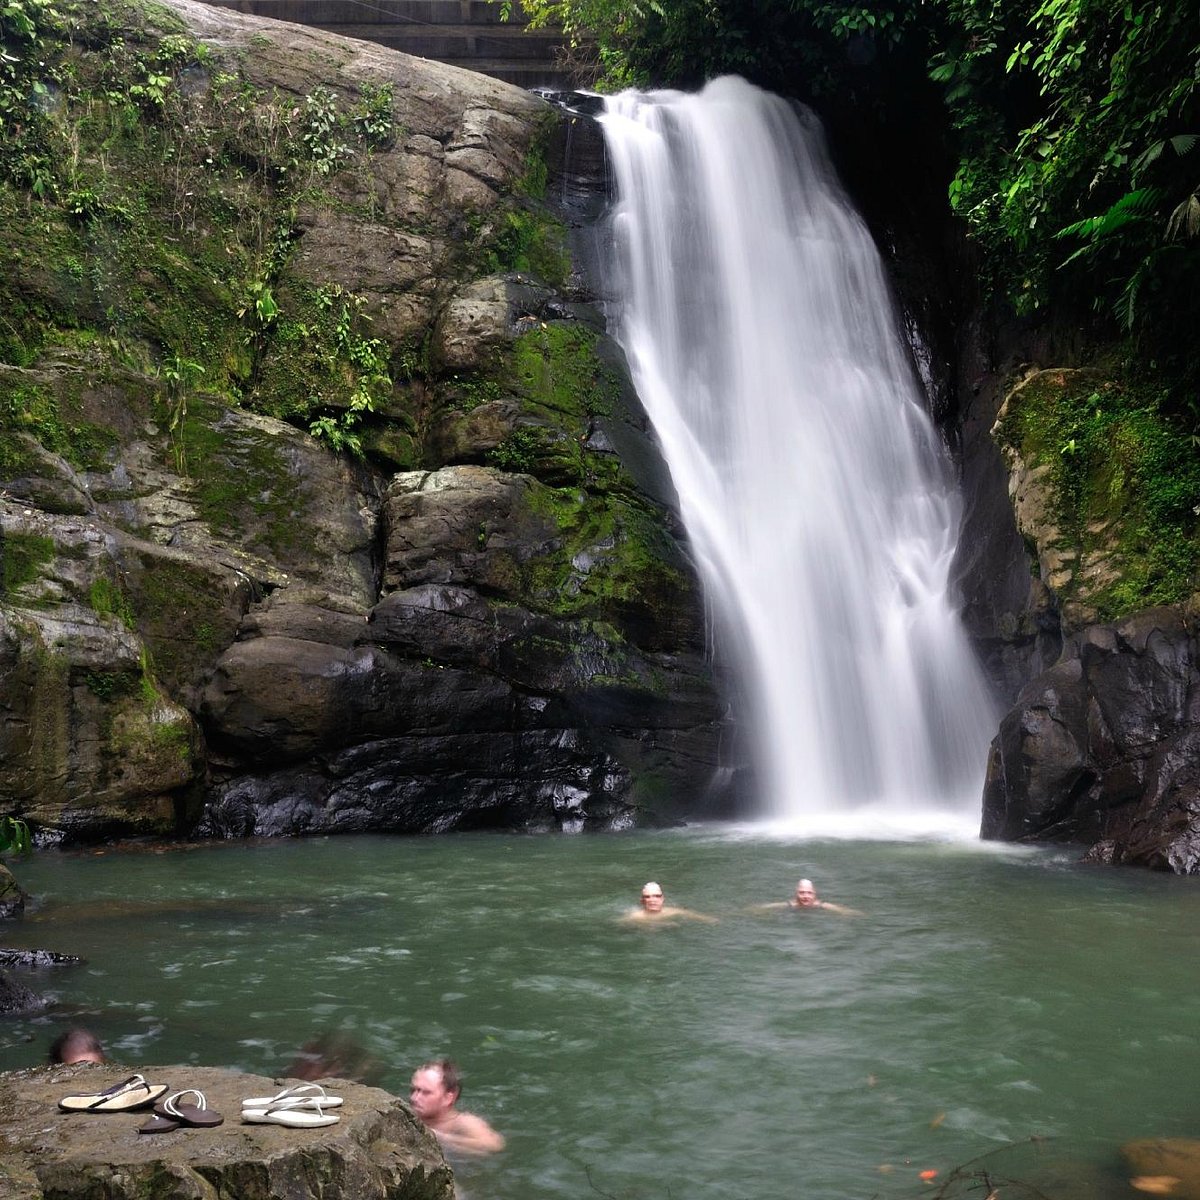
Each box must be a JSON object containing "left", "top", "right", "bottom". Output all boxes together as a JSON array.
[{"left": 0, "top": 816, "right": 31, "bottom": 856}]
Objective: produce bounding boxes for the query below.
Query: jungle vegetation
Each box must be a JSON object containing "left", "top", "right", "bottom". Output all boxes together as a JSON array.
[{"left": 523, "top": 0, "right": 1198, "bottom": 393}]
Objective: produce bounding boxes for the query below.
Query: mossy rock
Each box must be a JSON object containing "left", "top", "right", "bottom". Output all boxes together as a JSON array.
[
  {"left": 121, "top": 546, "right": 250, "bottom": 698},
  {"left": 994, "top": 367, "right": 1200, "bottom": 628}
]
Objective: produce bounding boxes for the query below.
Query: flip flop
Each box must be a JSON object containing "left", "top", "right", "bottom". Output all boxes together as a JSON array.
[
  {"left": 241, "top": 1106, "right": 340, "bottom": 1128},
  {"left": 59, "top": 1074, "right": 169, "bottom": 1112},
  {"left": 240, "top": 1084, "right": 344, "bottom": 1111},
  {"left": 151, "top": 1089, "right": 224, "bottom": 1128},
  {"left": 138, "top": 1113, "right": 181, "bottom": 1135}
]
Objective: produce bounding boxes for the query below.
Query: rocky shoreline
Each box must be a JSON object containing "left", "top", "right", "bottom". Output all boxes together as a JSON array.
[{"left": 0, "top": 1063, "right": 452, "bottom": 1200}]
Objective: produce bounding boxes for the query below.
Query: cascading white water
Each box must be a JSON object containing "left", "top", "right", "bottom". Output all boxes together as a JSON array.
[{"left": 599, "top": 76, "right": 996, "bottom": 834}]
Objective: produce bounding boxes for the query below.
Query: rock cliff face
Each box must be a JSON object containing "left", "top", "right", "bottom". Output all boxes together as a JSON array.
[
  {"left": 980, "top": 607, "right": 1200, "bottom": 872},
  {"left": 963, "top": 353, "right": 1200, "bottom": 871},
  {"left": 0, "top": 0, "right": 731, "bottom": 840}
]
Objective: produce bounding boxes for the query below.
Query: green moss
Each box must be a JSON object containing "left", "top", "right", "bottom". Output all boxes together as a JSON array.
[
  {"left": 148, "top": 715, "right": 192, "bottom": 761},
  {"left": 521, "top": 482, "right": 688, "bottom": 629},
  {"left": 485, "top": 207, "right": 570, "bottom": 287},
  {"left": 88, "top": 576, "right": 136, "bottom": 629},
  {"left": 83, "top": 668, "right": 140, "bottom": 700},
  {"left": 177, "top": 395, "right": 304, "bottom": 557},
  {"left": 0, "top": 380, "right": 119, "bottom": 471},
  {"left": 997, "top": 368, "right": 1200, "bottom": 620},
  {"left": 1, "top": 532, "right": 55, "bottom": 594},
  {"left": 128, "top": 551, "right": 237, "bottom": 691},
  {"left": 511, "top": 323, "right": 619, "bottom": 421}
]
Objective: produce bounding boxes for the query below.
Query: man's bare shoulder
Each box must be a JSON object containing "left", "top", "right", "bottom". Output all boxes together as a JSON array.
[{"left": 440, "top": 1110, "right": 506, "bottom": 1154}]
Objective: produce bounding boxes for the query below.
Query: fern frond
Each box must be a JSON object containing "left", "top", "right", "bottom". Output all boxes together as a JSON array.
[{"left": 1055, "top": 187, "right": 1164, "bottom": 242}]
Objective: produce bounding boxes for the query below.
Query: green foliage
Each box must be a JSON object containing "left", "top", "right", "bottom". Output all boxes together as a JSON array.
[
  {"left": 487, "top": 426, "right": 544, "bottom": 472},
  {"left": 300, "top": 85, "right": 351, "bottom": 174},
  {"left": 0, "top": 815, "right": 31, "bottom": 856},
  {"left": 83, "top": 667, "right": 139, "bottom": 700},
  {"left": 935, "top": 0, "right": 1200, "bottom": 380},
  {"left": 250, "top": 281, "right": 392, "bottom": 456},
  {"left": 350, "top": 82, "right": 395, "bottom": 148}
]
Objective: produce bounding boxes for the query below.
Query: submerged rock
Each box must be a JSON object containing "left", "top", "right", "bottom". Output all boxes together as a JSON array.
[
  {"left": 0, "top": 1064, "right": 452, "bottom": 1200},
  {"left": 0, "top": 949, "right": 82, "bottom": 968},
  {"left": 1123, "top": 1138, "right": 1200, "bottom": 1200}
]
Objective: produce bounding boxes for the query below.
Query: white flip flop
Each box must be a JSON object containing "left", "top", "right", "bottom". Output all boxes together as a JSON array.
[
  {"left": 241, "top": 1083, "right": 344, "bottom": 1111},
  {"left": 241, "top": 1107, "right": 340, "bottom": 1128}
]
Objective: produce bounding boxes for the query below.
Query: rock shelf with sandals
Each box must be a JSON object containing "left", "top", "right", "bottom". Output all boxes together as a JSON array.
[{"left": 0, "top": 1063, "right": 454, "bottom": 1200}]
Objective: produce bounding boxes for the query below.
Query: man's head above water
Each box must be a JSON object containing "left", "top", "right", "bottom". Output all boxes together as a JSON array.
[{"left": 640, "top": 882, "right": 665, "bottom": 913}]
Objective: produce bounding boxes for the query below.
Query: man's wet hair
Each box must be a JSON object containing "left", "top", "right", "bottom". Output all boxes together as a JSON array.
[
  {"left": 420, "top": 1058, "right": 463, "bottom": 1099},
  {"left": 48, "top": 1027, "right": 104, "bottom": 1064}
]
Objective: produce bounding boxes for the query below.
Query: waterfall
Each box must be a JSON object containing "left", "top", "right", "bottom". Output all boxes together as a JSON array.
[{"left": 598, "top": 76, "right": 996, "bottom": 834}]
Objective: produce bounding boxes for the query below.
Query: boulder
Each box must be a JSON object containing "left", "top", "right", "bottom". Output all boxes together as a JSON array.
[
  {"left": 0, "top": 1064, "right": 453, "bottom": 1200},
  {"left": 981, "top": 606, "right": 1200, "bottom": 871},
  {"left": 0, "top": 971, "right": 48, "bottom": 1016}
]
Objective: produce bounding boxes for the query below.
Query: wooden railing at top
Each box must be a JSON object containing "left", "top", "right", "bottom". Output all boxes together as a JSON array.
[{"left": 194, "top": 0, "right": 584, "bottom": 90}]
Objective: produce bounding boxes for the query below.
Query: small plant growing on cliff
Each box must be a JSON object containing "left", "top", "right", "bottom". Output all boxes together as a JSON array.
[
  {"left": 487, "top": 427, "right": 543, "bottom": 473},
  {"left": 350, "top": 82, "right": 395, "bottom": 148},
  {"left": 160, "top": 352, "right": 205, "bottom": 473},
  {"left": 304, "top": 285, "right": 392, "bottom": 456},
  {"left": 0, "top": 816, "right": 31, "bottom": 857},
  {"left": 300, "top": 86, "right": 350, "bottom": 174}
]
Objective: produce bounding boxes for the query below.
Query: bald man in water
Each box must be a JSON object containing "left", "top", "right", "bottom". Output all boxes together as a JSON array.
[
  {"left": 623, "top": 881, "right": 718, "bottom": 923},
  {"left": 759, "top": 878, "right": 861, "bottom": 915}
]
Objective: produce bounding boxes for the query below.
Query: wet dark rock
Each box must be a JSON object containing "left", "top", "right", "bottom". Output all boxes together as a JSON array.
[
  {"left": 981, "top": 606, "right": 1200, "bottom": 871},
  {"left": 0, "top": 1063, "right": 452, "bottom": 1200},
  {"left": 0, "top": 949, "right": 83, "bottom": 968},
  {"left": 0, "top": 971, "right": 49, "bottom": 1016},
  {"left": 0, "top": 866, "right": 26, "bottom": 920},
  {"left": 953, "top": 348, "right": 1063, "bottom": 705}
]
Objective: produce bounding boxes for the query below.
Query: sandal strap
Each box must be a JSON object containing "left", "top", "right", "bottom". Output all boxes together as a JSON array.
[
  {"left": 163, "top": 1089, "right": 205, "bottom": 1117},
  {"left": 80, "top": 1075, "right": 147, "bottom": 1110}
]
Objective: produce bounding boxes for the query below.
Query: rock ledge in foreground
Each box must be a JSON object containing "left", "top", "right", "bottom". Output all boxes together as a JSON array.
[{"left": 0, "top": 1063, "right": 453, "bottom": 1200}]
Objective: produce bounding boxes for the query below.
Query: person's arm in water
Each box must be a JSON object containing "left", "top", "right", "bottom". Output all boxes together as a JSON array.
[
  {"left": 622, "top": 905, "right": 718, "bottom": 923},
  {"left": 817, "top": 900, "right": 863, "bottom": 916},
  {"left": 435, "top": 1111, "right": 506, "bottom": 1155},
  {"left": 667, "top": 905, "right": 719, "bottom": 923}
]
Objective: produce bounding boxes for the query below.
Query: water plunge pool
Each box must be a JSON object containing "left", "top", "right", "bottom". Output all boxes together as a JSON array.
[{"left": 3, "top": 830, "right": 1198, "bottom": 1199}]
